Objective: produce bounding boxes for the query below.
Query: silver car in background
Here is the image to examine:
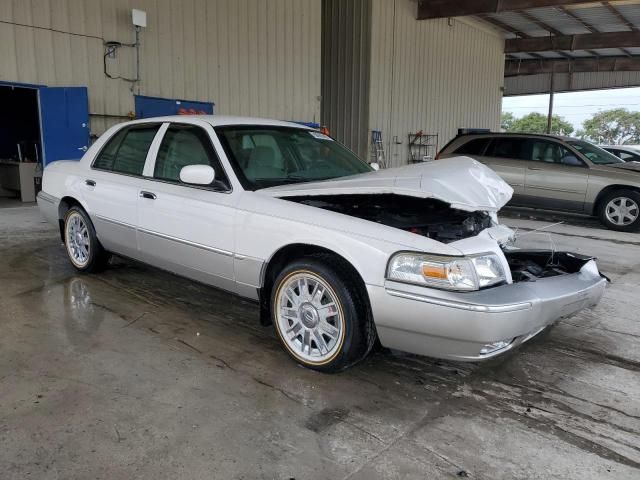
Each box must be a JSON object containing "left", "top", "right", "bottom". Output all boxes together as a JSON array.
[
  {"left": 439, "top": 133, "right": 640, "bottom": 232},
  {"left": 602, "top": 145, "right": 640, "bottom": 163}
]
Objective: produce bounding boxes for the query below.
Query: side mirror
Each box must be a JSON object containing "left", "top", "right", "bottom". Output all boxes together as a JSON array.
[
  {"left": 370, "top": 162, "right": 380, "bottom": 171},
  {"left": 179, "top": 165, "right": 215, "bottom": 185}
]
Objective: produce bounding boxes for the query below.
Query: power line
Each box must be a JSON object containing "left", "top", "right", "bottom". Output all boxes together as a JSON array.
[
  {"left": 0, "top": 19, "right": 104, "bottom": 42},
  {"left": 506, "top": 103, "right": 640, "bottom": 109}
]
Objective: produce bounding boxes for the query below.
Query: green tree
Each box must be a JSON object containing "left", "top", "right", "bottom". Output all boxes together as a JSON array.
[
  {"left": 501, "top": 112, "right": 516, "bottom": 131},
  {"left": 579, "top": 108, "right": 640, "bottom": 145},
  {"left": 507, "top": 112, "right": 574, "bottom": 136}
]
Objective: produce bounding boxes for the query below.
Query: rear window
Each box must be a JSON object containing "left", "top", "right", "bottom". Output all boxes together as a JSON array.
[{"left": 454, "top": 138, "right": 491, "bottom": 155}]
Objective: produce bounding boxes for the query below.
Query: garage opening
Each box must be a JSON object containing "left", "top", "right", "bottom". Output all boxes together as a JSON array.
[{"left": 0, "top": 85, "right": 41, "bottom": 204}]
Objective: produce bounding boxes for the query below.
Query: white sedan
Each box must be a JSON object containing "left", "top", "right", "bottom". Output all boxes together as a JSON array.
[{"left": 38, "top": 116, "right": 607, "bottom": 372}]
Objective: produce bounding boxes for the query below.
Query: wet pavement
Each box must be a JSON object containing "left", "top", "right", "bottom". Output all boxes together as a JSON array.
[{"left": 1, "top": 205, "right": 639, "bottom": 479}]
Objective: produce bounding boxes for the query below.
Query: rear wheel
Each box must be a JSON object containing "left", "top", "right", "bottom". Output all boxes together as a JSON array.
[
  {"left": 597, "top": 189, "right": 640, "bottom": 232},
  {"left": 271, "top": 255, "right": 375, "bottom": 372},
  {"left": 63, "top": 206, "right": 110, "bottom": 272}
]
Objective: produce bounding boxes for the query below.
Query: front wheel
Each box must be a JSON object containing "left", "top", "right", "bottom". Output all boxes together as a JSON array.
[
  {"left": 270, "top": 256, "right": 376, "bottom": 372},
  {"left": 63, "top": 206, "right": 110, "bottom": 272},
  {"left": 597, "top": 189, "right": 640, "bottom": 232}
]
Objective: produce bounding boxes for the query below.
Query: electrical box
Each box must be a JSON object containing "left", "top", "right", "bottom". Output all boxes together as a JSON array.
[{"left": 132, "top": 9, "right": 147, "bottom": 28}]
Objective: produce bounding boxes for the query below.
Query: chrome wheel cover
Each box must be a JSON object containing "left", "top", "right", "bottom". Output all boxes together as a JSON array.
[
  {"left": 275, "top": 272, "right": 344, "bottom": 364},
  {"left": 605, "top": 197, "right": 639, "bottom": 226},
  {"left": 65, "top": 212, "right": 90, "bottom": 267}
]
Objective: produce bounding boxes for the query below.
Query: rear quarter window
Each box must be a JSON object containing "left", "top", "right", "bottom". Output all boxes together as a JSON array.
[
  {"left": 454, "top": 137, "right": 491, "bottom": 155},
  {"left": 487, "top": 137, "right": 529, "bottom": 160},
  {"left": 92, "top": 125, "right": 159, "bottom": 175}
]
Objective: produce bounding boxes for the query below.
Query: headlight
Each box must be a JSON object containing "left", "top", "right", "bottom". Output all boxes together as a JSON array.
[
  {"left": 387, "top": 252, "right": 505, "bottom": 291},
  {"left": 471, "top": 254, "right": 506, "bottom": 288}
]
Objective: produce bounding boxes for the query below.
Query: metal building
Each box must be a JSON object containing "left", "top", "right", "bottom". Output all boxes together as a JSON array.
[
  {"left": 0, "top": 0, "right": 321, "bottom": 159},
  {"left": 1, "top": 0, "right": 509, "bottom": 172},
  {"left": 322, "top": 0, "right": 505, "bottom": 165}
]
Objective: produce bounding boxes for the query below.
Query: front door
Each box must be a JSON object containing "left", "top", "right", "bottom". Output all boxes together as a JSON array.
[
  {"left": 523, "top": 139, "right": 589, "bottom": 212},
  {"left": 137, "top": 122, "right": 238, "bottom": 292}
]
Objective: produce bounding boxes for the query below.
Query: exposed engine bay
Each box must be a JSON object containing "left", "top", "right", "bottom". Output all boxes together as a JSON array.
[
  {"left": 283, "top": 194, "right": 492, "bottom": 243},
  {"left": 504, "top": 250, "right": 594, "bottom": 283}
]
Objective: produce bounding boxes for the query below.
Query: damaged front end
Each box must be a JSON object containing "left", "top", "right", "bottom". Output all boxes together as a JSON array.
[
  {"left": 283, "top": 194, "right": 493, "bottom": 244},
  {"left": 504, "top": 250, "right": 603, "bottom": 283}
]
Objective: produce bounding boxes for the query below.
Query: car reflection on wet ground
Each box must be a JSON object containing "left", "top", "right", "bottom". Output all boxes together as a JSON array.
[{"left": 1, "top": 205, "right": 639, "bottom": 479}]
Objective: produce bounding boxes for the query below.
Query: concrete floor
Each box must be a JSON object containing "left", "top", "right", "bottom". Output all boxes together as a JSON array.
[{"left": 1, "top": 204, "right": 639, "bottom": 479}]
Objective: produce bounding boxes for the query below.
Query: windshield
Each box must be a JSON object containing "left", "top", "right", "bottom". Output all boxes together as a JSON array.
[
  {"left": 215, "top": 126, "right": 372, "bottom": 190},
  {"left": 567, "top": 140, "right": 624, "bottom": 165}
]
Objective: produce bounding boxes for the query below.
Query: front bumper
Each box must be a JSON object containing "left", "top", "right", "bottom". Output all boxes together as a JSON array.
[{"left": 368, "top": 259, "right": 606, "bottom": 361}]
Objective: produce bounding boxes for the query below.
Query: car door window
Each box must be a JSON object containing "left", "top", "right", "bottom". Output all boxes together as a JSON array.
[
  {"left": 92, "top": 125, "right": 159, "bottom": 175},
  {"left": 528, "top": 140, "right": 584, "bottom": 166},
  {"left": 618, "top": 151, "right": 638, "bottom": 161},
  {"left": 154, "top": 124, "right": 230, "bottom": 189},
  {"left": 487, "top": 138, "right": 528, "bottom": 160}
]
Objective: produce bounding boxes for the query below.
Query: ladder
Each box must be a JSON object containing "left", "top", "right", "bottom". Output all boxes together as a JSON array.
[{"left": 370, "top": 130, "right": 386, "bottom": 168}]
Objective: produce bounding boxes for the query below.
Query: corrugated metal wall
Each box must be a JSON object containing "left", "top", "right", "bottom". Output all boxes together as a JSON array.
[
  {"left": 321, "top": 0, "right": 372, "bottom": 160},
  {"left": 369, "top": 0, "right": 505, "bottom": 167},
  {"left": 505, "top": 71, "right": 640, "bottom": 96},
  {"left": 0, "top": 0, "right": 321, "bottom": 135}
]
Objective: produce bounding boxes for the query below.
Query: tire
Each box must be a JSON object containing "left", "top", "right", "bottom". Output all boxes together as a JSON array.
[
  {"left": 63, "top": 206, "right": 110, "bottom": 272},
  {"left": 597, "top": 189, "right": 640, "bottom": 232},
  {"left": 270, "top": 254, "right": 376, "bottom": 373}
]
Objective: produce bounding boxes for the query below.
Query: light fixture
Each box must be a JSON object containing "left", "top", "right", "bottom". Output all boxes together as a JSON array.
[{"left": 132, "top": 9, "right": 147, "bottom": 28}]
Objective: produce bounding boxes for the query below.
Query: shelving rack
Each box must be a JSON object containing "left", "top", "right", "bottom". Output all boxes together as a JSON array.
[{"left": 408, "top": 131, "right": 438, "bottom": 163}]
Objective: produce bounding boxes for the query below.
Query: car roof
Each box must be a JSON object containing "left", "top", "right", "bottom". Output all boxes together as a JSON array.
[
  {"left": 458, "top": 132, "right": 577, "bottom": 142},
  {"left": 123, "top": 115, "right": 313, "bottom": 129},
  {"left": 602, "top": 145, "right": 640, "bottom": 151}
]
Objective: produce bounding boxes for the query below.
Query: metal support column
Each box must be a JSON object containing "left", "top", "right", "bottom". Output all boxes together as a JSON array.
[{"left": 546, "top": 71, "right": 555, "bottom": 134}]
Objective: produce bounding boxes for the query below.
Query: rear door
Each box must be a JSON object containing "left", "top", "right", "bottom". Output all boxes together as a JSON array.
[
  {"left": 523, "top": 139, "right": 589, "bottom": 212},
  {"left": 83, "top": 124, "right": 162, "bottom": 258},
  {"left": 479, "top": 137, "right": 527, "bottom": 203},
  {"left": 39, "top": 86, "right": 90, "bottom": 166}
]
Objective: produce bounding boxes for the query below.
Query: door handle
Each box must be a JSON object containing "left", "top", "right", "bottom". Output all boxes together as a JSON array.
[
  {"left": 140, "top": 191, "right": 157, "bottom": 200},
  {"left": 527, "top": 167, "right": 542, "bottom": 171},
  {"left": 85, "top": 179, "right": 96, "bottom": 187}
]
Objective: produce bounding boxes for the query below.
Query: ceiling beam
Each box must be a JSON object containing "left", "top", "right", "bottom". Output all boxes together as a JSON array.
[
  {"left": 516, "top": 10, "right": 573, "bottom": 58},
  {"left": 505, "top": 31, "right": 640, "bottom": 53},
  {"left": 603, "top": 2, "right": 637, "bottom": 31},
  {"left": 416, "top": 0, "right": 589, "bottom": 20},
  {"left": 556, "top": 5, "right": 604, "bottom": 57},
  {"left": 478, "top": 15, "right": 546, "bottom": 60},
  {"left": 505, "top": 56, "right": 640, "bottom": 76},
  {"left": 558, "top": 4, "right": 630, "bottom": 56}
]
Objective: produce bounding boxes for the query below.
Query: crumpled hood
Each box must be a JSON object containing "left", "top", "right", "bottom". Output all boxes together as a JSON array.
[{"left": 260, "top": 156, "right": 513, "bottom": 212}]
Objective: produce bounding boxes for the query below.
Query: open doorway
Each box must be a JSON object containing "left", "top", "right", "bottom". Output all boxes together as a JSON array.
[{"left": 0, "top": 85, "right": 41, "bottom": 204}]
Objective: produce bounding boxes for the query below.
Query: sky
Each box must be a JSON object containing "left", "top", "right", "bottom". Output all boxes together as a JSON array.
[{"left": 502, "top": 86, "right": 640, "bottom": 132}]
